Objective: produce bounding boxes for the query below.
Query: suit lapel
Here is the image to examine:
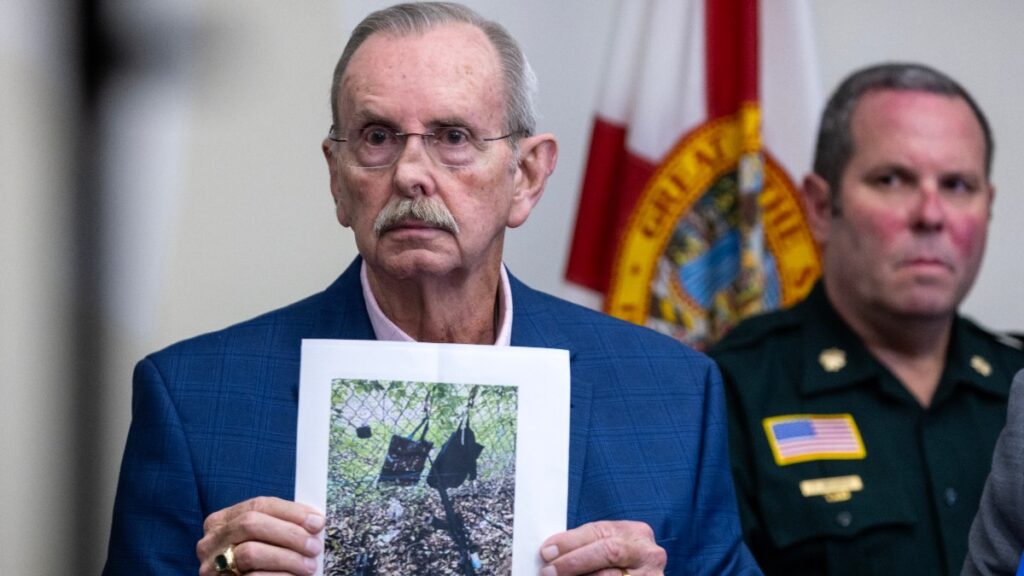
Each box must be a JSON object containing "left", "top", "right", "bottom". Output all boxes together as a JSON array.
[
  {"left": 508, "top": 274, "right": 591, "bottom": 525},
  {"left": 311, "top": 257, "right": 376, "bottom": 341}
]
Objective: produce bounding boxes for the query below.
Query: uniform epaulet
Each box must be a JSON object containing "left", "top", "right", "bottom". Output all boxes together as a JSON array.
[
  {"left": 711, "top": 305, "right": 803, "bottom": 353},
  {"left": 995, "top": 332, "right": 1024, "bottom": 351},
  {"left": 961, "top": 317, "right": 1024, "bottom": 351}
]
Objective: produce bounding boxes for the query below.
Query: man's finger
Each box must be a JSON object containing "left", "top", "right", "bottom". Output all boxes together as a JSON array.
[
  {"left": 197, "top": 496, "right": 326, "bottom": 574},
  {"left": 210, "top": 496, "right": 325, "bottom": 532},
  {"left": 231, "top": 539, "right": 319, "bottom": 575},
  {"left": 198, "top": 521, "right": 322, "bottom": 576},
  {"left": 223, "top": 509, "right": 324, "bottom": 555},
  {"left": 542, "top": 520, "right": 652, "bottom": 558},
  {"left": 540, "top": 520, "right": 664, "bottom": 576}
]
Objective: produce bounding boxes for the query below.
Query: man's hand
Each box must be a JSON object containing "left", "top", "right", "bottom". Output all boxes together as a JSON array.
[
  {"left": 539, "top": 520, "right": 666, "bottom": 576},
  {"left": 196, "top": 496, "right": 325, "bottom": 575}
]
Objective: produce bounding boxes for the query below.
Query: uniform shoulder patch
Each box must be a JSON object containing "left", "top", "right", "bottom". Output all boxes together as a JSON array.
[{"left": 763, "top": 414, "right": 866, "bottom": 466}]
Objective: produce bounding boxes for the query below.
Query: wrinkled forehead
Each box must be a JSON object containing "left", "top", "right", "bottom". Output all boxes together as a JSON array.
[{"left": 337, "top": 23, "right": 506, "bottom": 130}]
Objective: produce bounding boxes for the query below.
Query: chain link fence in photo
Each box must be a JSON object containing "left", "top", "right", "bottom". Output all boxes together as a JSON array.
[{"left": 325, "top": 379, "right": 518, "bottom": 575}]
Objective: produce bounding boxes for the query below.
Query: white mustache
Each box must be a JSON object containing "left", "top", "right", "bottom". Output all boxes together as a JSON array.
[{"left": 373, "top": 197, "right": 460, "bottom": 236}]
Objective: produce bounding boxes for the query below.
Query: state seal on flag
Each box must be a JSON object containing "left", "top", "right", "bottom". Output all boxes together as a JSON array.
[{"left": 604, "top": 108, "right": 820, "bottom": 349}]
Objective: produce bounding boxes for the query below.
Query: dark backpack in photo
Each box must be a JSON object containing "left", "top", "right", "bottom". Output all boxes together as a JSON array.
[{"left": 427, "top": 422, "right": 485, "bottom": 490}]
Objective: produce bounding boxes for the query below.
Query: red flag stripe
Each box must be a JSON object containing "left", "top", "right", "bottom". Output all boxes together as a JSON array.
[
  {"left": 566, "top": 118, "right": 626, "bottom": 291},
  {"left": 566, "top": 117, "right": 656, "bottom": 292},
  {"left": 705, "top": 0, "right": 759, "bottom": 117}
]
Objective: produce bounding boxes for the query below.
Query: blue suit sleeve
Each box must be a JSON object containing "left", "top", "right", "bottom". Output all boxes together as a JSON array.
[
  {"left": 103, "top": 357, "right": 204, "bottom": 574},
  {"left": 681, "top": 361, "right": 761, "bottom": 576}
]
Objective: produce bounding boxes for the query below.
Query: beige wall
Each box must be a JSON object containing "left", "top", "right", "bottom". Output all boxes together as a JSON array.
[{"left": 4, "top": 1, "right": 1024, "bottom": 572}]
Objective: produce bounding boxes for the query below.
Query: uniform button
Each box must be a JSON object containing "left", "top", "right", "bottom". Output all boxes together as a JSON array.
[
  {"left": 835, "top": 511, "right": 853, "bottom": 527},
  {"left": 945, "top": 487, "right": 958, "bottom": 506}
]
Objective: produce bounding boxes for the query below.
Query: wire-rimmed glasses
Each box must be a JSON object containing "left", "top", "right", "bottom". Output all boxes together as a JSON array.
[{"left": 327, "top": 124, "right": 518, "bottom": 168}]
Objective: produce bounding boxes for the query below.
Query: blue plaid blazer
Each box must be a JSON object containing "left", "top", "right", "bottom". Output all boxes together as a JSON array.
[{"left": 104, "top": 258, "right": 758, "bottom": 575}]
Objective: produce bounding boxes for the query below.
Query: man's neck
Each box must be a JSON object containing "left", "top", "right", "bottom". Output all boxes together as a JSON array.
[
  {"left": 366, "top": 264, "right": 501, "bottom": 344},
  {"left": 825, "top": 286, "right": 954, "bottom": 408}
]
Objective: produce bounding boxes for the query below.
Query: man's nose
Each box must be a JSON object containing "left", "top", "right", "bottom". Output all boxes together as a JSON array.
[
  {"left": 392, "top": 134, "right": 433, "bottom": 197},
  {"left": 912, "top": 182, "right": 946, "bottom": 231}
]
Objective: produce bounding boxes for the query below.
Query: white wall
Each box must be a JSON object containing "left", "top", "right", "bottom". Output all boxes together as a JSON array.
[
  {"left": 1, "top": 1, "right": 76, "bottom": 573},
  {"left": 4, "top": 1, "right": 1024, "bottom": 572}
]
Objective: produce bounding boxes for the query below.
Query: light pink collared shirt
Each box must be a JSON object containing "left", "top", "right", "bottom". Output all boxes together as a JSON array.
[{"left": 360, "top": 261, "right": 513, "bottom": 346}]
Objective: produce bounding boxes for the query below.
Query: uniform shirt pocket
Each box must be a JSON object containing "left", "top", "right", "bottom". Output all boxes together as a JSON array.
[{"left": 757, "top": 465, "right": 916, "bottom": 551}]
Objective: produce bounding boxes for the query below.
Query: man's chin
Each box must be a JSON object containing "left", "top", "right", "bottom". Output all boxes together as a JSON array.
[
  {"left": 888, "top": 287, "right": 961, "bottom": 319},
  {"left": 368, "top": 249, "right": 459, "bottom": 280}
]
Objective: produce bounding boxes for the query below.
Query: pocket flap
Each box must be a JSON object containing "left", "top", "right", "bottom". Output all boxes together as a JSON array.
[{"left": 758, "top": 468, "right": 916, "bottom": 550}]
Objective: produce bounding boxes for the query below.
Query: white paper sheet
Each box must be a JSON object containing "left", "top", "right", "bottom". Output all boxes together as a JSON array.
[{"left": 296, "top": 339, "right": 570, "bottom": 576}]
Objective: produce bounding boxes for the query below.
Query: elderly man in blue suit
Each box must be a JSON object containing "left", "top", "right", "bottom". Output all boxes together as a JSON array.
[{"left": 103, "top": 3, "right": 757, "bottom": 575}]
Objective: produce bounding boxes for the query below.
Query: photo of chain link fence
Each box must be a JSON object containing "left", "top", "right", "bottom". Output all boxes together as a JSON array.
[{"left": 325, "top": 379, "right": 518, "bottom": 575}]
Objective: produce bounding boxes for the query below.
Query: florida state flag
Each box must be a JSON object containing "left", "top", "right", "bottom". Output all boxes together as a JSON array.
[{"left": 566, "top": 0, "right": 823, "bottom": 349}]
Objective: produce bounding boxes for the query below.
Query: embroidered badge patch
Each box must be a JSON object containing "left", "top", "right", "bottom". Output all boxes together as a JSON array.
[{"left": 763, "top": 414, "right": 866, "bottom": 466}]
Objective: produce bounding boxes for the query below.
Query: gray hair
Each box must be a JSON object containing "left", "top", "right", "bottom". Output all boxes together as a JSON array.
[
  {"left": 330, "top": 2, "right": 538, "bottom": 138},
  {"left": 813, "top": 62, "right": 993, "bottom": 212}
]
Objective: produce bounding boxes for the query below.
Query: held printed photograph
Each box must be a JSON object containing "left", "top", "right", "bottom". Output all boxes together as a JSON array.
[{"left": 327, "top": 379, "right": 518, "bottom": 575}]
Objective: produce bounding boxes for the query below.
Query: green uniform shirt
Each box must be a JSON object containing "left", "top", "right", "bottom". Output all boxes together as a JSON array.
[{"left": 710, "top": 282, "right": 1024, "bottom": 576}]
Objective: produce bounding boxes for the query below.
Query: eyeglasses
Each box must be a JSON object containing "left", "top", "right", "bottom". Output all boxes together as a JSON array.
[{"left": 328, "top": 124, "right": 518, "bottom": 168}]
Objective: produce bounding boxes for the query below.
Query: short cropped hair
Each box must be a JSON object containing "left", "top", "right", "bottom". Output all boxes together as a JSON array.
[
  {"left": 330, "top": 2, "right": 538, "bottom": 137},
  {"left": 812, "top": 62, "right": 993, "bottom": 211}
]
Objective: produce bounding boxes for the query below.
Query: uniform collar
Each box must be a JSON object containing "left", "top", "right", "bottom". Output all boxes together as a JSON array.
[
  {"left": 941, "top": 317, "right": 1012, "bottom": 399},
  {"left": 796, "top": 282, "right": 1009, "bottom": 401},
  {"left": 798, "top": 282, "right": 883, "bottom": 397}
]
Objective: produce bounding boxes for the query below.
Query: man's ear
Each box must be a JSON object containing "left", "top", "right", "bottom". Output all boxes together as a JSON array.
[
  {"left": 802, "top": 173, "right": 833, "bottom": 244},
  {"left": 322, "top": 138, "right": 351, "bottom": 227},
  {"left": 507, "top": 133, "right": 558, "bottom": 228},
  {"left": 986, "top": 183, "right": 996, "bottom": 221}
]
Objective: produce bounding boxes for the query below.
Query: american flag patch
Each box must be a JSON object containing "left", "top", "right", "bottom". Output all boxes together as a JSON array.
[{"left": 762, "top": 414, "right": 866, "bottom": 466}]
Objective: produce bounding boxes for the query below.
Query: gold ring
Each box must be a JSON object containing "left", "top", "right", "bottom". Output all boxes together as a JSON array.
[{"left": 213, "top": 544, "right": 241, "bottom": 576}]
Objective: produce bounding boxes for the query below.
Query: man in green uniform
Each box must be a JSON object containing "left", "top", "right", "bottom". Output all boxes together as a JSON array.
[{"left": 710, "top": 62, "right": 1024, "bottom": 575}]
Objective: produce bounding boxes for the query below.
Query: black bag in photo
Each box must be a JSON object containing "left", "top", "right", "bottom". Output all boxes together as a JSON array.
[{"left": 378, "top": 415, "right": 433, "bottom": 486}]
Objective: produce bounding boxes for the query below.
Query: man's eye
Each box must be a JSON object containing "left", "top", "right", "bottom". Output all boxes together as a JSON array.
[
  {"left": 362, "top": 127, "right": 393, "bottom": 146},
  {"left": 870, "top": 170, "right": 915, "bottom": 190},
  {"left": 941, "top": 176, "right": 977, "bottom": 194},
  {"left": 875, "top": 173, "right": 901, "bottom": 187},
  {"left": 436, "top": 127, "right": 471, "bottom": 146}
]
